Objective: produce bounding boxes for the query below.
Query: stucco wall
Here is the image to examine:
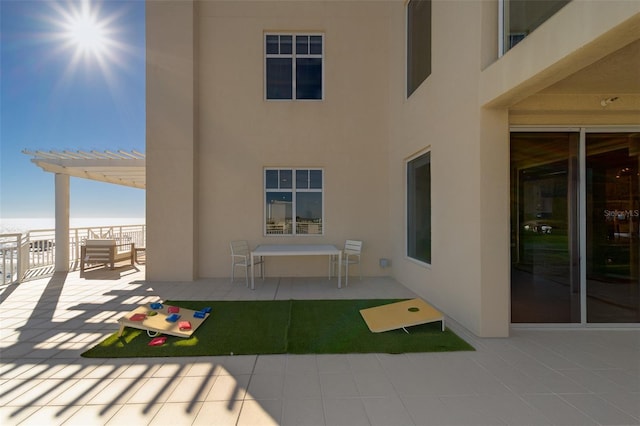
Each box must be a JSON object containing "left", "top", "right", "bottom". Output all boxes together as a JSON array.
[
  {"left": 146, "top": 1, "right": 198, "bottom": 281},
  {"left": 385, "top": 0, "right": 511, "bottom": 337},
  {"left": 197, "top": 1, "right": 395, "bottom": 278}
]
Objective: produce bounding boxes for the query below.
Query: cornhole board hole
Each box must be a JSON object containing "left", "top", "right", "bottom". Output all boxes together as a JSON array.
[
  {"left": 117, "top": 303, "right": 210, "bottom": 338},
  {"left": 359, "top": 298, "right": 444, "bottom": 333}
]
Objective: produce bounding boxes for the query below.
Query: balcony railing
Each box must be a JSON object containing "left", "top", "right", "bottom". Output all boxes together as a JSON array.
[{"left": 0, "top": 223, "right": 146, "bottom": 285}]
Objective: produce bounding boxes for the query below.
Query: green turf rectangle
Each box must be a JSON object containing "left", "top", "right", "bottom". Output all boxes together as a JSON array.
[{"left": 81, "top": 299, "right": 473, "bottom": 358}]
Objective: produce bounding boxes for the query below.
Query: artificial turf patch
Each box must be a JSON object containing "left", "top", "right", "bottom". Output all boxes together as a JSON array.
[{"left": 81, "top": 299, "right": 474, "bottom": 358}]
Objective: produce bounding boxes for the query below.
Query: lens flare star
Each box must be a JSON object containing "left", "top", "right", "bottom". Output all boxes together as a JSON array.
[
  {"left": 64, "top": 7, "right": 109, "bottom": 56},
  {"left": 43, "top": 0, "right": 130, "bottom": 81}
]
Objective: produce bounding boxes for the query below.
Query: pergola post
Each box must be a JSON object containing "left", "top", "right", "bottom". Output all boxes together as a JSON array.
[{"left": 55, "top": 173, "right": 70, "bottom": 272}]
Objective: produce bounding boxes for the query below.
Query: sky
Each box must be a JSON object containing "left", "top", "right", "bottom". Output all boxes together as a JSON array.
[{"left": 1, "top": 0, "right": 146, "bottom": 221}]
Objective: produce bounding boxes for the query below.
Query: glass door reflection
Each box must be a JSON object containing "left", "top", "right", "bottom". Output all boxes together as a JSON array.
[
  {"left": 511, "top": 132, "right": 580, "bottom": 323},
  {"left": 586, "top": 133, "right": 640, "bottom": 323}
]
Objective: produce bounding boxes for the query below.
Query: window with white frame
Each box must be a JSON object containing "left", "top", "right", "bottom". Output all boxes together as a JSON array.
[
  {"left": 265, "top": 34, "right": 323, "bottom": 100},
  {"left": 265, "top": 168, "right": 323, "bottom": 235},
  {"left": 407, "top": 152, "right": 431, "bottom": 263}
]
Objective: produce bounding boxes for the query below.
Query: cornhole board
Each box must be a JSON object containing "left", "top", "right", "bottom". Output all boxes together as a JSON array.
[
  {"left": 359, "top": 298, "right": 444, "bottom": 333},
  {"left": 117, "top": 303, "right": 210, "bottom": 338}
]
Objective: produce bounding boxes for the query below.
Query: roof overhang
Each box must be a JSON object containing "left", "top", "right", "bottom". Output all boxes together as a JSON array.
[{"left": 23, "top": 150, "right": 146, "bottom": 189}]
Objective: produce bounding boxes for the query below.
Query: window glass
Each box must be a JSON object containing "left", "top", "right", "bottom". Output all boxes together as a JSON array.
[
  {"left": 296, "top": 192, "right": 322, "bottom": 217},
  {"left": 503, "top": 0, "right": 570, "bottom": 52},
  {"left": 265, "top": 168, "right": 324, "bottom": 235},
  {"left": 266, "top": 35, "right": 279, "bottom": 54},
  {"left": 266, "top": 58, "right": 293, "bottom": 100},
  {"left": 279, "top": 169, "right": 292, "bottom": 189},
  {"left": 280, "top": 35, "right": 292, "bottom": 54},
  {"left": 266, "top": 33, "right": 323, "bottom": 100},
  {"left": 309, "top": 36, "right": 322, "bottom": 54},
  {"left": 296, "top": 58, "right": 322, "bottom": 100},
  {"left": 266, "top": 192, "right": 293, "bottom": 235},
  {"left": 266, "top": 170, "right": 279, "bottom": 188},
  {"left": 296, "top": 192, "right": 323, "bottom": 235},
  {"left": 296, "top": 36, "right": 308, "bottom": 54},
  {"left": 309, "top": 170, "right": 322, "bottom": 189},
  {"left": 510, "top": 132, "right": 579, "bottom": 323},
  {"left": 407, "top": 0, "right": 431, "bottom": 97},
  {"left": 407, "top": 152, "right": 431, "bottom": 263},
  {"left": 585, "top": 133, "right": 640, "bottom": 323},
  {"left": 296, "top": 170, "right": 309, "bottom": 189}
]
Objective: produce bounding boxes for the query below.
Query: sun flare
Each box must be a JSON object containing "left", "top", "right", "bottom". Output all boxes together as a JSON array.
[
  {"left": 61, "top": 1, "right": 113, "bottom": 59},
  {"left": 65, "top": 12, "right": 108, "bottom": 55},
  {"left": 46, "top": 0, "right": 126, "bottom": 70}
]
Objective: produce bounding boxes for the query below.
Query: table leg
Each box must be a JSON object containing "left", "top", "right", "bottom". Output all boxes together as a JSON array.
[
  {"left": 251, "top": 253, "right": 255, "bottom": 290},
  {"left": 338, "top": 251, "right": 342, "bottom": 288}
]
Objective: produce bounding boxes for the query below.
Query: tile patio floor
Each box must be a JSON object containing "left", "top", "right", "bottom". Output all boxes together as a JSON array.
[{"left": 1, "top": 265, "right": 638, "bottom": 425}]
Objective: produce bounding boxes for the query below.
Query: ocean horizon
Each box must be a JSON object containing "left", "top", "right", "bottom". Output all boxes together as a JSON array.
[{"left": 0, "top": 217, "right": 145, "bottom": 234}]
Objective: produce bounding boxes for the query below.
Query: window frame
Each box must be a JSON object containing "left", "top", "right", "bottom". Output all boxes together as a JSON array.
[
  {"left": 264, "top": 33, "right": 325, "bottom": 101},
  {"left": 264, "top": 167, "right": 325, "bottom": 236},
  {"left": 406, "top": 150, "right": 432, "bottom": 265}
]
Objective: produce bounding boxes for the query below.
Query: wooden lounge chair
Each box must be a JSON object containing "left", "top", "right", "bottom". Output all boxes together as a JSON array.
[{"left": 80, "top": 239, "right": 135, "bottom": 272}]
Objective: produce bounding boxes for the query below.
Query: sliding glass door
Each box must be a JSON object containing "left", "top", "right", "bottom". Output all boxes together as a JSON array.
[
  {"left": 586, "top": 133, "right": 640, "bottom": 323},
  {"left": 511, "top": 130, "right": 640, "bottom": 324},
  {"left": 511, "top": 132, "right": 580, "bottom": 323}
]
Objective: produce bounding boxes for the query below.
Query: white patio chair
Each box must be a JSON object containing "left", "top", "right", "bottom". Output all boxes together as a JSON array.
[
  {"left": 230, "top": 240, "right": 264, "bottom": 287},
  {"left": 332, "top": 240, "right": 362, "bottom": 286}
]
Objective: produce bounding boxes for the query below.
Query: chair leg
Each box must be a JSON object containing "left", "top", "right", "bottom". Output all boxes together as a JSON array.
[
  {"left": 231, "top": 262, "right": 234, "bottom": 283},
  {"left": 244, "top": 266, "right": 249, "bottom": 287},
  {"left": 345, "top": 261, "right": 349, "bottom": 287}
]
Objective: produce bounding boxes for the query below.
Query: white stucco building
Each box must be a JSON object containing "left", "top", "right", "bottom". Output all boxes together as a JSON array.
[{"left": 146, "top": 0, "right": 640, "bottom": 337}]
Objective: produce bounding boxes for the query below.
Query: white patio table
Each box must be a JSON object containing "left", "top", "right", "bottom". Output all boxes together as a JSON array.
[{"left": 250, "top": 244, "right": 342, "bottom": 290}]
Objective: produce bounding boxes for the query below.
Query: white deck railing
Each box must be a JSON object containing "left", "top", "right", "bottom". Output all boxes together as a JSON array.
[{"left": 0, "top": 224, "right": 146, "bottom": 285}]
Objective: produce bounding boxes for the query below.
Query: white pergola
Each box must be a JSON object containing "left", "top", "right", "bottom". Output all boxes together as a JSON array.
[{"left": 23, "top": 149, "right": 145, "bottom": 271}]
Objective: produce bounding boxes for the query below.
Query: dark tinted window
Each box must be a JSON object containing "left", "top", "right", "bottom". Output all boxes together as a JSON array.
[
  {"left": 296, "top": 58, "right": 322, "bottom": 100},
  {"left": 266, "top": 34, "right": 323, "bottom": 100},
  {"left": 266, "top": 58, "right": 293, "bottom": 100},
  {"left": 407, "top": 152, "right": 431, "bottom": 263},
  {"left": 407, "top": 0, "right": 431, "bottom": 97}
]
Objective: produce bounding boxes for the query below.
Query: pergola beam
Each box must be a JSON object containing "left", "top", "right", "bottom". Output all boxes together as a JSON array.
[{"left": 24, "top": 150, "right": 146, "bottom": 189}]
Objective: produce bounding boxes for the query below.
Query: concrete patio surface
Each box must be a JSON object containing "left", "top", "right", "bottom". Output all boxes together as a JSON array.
[{"left": 1, "top": 265, "right": 638, "bottom": 425}]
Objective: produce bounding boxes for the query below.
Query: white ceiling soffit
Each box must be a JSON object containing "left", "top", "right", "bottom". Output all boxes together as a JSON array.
[{"left": 23, "top": 149, "right": 146, "bottom": 189}]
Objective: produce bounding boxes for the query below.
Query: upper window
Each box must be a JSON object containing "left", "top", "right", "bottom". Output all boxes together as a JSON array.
[
  {"left": 502, "top": 0, "right": 570, "bottom": 53},
  {"left": 265, "top": 168, "right": 324, "bottom": 235},
  {"left": 265, "top": 34, "right": 323, "bottom": 100},
  {"left": 407, "top": 152, "right": 431, "bottom": 264},
  {"left": 407, "top": 0, "right": 431, "bottom": 97}
]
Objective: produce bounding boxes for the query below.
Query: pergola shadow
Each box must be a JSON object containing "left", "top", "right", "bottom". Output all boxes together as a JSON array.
[{"left": 0, "top": 271, "right": 270, "bottom": 424}]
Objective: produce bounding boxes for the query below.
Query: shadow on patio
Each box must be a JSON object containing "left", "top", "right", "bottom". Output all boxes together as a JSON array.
[{"left": 1, "top": 267, "right": 639, "bottom": 425}]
